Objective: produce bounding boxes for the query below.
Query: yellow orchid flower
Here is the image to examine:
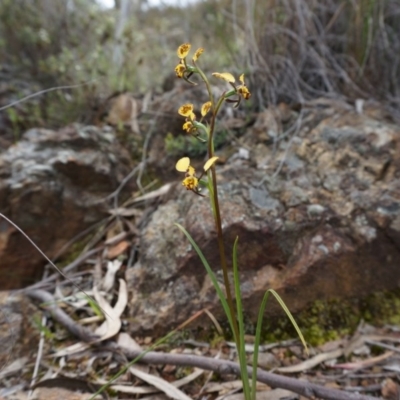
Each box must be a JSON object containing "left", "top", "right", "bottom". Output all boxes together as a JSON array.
[
  {"left": 178, "top": 103, "right": 194, "bottom": 117},
  {"left": 237, "top": 74, "right": 251, "bottom": 100},
  {"left": 203, "top": 156, "right": 219, "bottom": 171},
  {"left": 177, "top": 43, "right": 191, "bottom": 59},
  {"left": 176, "top": 157, "right": 199, "bottom": 192},
  {"left": 213, "top": 72, "right": 251, "bottom": 104},
  {"left": 192, "top": 47, "right": 204, "bottom": 62},
  {"left": 201, "top": 101, "right": 212, "bottom": 117},
  {"left": 212, "top": 72, "right": 236, "bottom": 83},
  {"left": 182, "top": 175, "right": 199, "bottom": 191},
  {"left": 175, "top": 63, "right": 186, "bottom": 78},
  {"left": 175, "top": 156, "right": 219, "bottom": 195},
  {"left": 176, "top": 157, "right": 191, "bottom": 172},
  {"left": 182, "top": 120, "right": 194, "bottom": 133}
]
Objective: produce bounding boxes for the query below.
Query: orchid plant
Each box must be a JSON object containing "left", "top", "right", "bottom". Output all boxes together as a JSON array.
[{"left": 173, "top": 43, "right": 307, "bottom": 400}]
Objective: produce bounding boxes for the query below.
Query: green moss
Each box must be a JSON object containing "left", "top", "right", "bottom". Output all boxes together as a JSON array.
[
  {"left": 208, "top": 332, "right": 226, "bottom": 348},
  {"left": 263, "top": 299, "right": 356, "bottom": 346},
  {"left": 262, "top": 289, "right": 400, "bottom": 346},
  {"left": 360, "top": 289, "right": 400, "bottom": 325}
]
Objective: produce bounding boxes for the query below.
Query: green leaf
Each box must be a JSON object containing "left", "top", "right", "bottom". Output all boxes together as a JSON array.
[
  {"left": 268, "top": 289, "right": 308, "bottom": 355},
  {"left": 251, "top": 290, "right": 308, "bottom": 399},
  {"left": 174, "top": 223, "right": 234, "bottom": 332},
  {"left": 232, "top": 237, "right": 251, "bottom": 399}
]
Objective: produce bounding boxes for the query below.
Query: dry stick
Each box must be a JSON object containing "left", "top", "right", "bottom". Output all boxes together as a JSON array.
[
  {"left": 116, "top": 347, "right": 380, "bottom": 400},
  {"left": 0, "top": 213, "right": 93, "bottom": 288},
  {"left": 0, "top": 213, "right": 110, "bottom": 320},
  {"left": 0, "top": 81, "right": 96, "bottom": 112},
  {"left": 26, "top": 290, "right": 98, "bottom": 342},
  {"left": 28, "top": 290, "right": 379, "bottom": 400},
  {"left": 18, "top": 247, "right": 103, "bottom": 292}
]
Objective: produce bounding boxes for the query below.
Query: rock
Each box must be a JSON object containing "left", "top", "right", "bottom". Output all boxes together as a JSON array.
[
  {"left": 126, "top": 105, "right": 400, "bottom": 335},
  {"left": 0, "top": 124, "right": 133, "bottom": 289},
  {"left": 0, "top": 291, "right": 39, "bottom": 373}
]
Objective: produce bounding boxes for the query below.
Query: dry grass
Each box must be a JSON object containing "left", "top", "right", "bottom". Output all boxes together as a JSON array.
[
  {"left": 239, "top": 0, "right": 400, "bottom": 117},
  {"left": 0, "top": 0, "right": 399, "bottom": 128}
]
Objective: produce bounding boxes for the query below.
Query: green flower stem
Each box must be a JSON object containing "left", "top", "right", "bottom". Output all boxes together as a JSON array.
[
  {"left": 196, "top": 64, "right": 240, "bottom": 345},
  {"left": 210, "top": 166, "right": 240, "bottom": 345},
  {"left": 195, "top": 63, "right": 214, "bottom": 109},
  {"left": 208, "top": 104, "right": 240, "bottom": 347}
]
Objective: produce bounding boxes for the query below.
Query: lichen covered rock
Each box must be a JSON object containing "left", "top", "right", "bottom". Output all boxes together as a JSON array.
[
  {"left": 127, "top": 105, "right": 400, "bottom": 335},
  {"left": 0, "top": 124, "right": 132, "bottom": 289}
]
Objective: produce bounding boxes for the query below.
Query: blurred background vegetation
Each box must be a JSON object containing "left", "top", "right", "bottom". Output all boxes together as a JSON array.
[{"left": 0, "top": 0, "right": 399, "bottom": 133}]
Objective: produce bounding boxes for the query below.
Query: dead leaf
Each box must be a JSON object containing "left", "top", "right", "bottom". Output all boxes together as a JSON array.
[
  {"left": 104, "top": 231, "right": 127, "bottom": 246},
  {"left": 94, "top": 279, "right": 127, "bottom": 340},
  {"left": 117, "top": 332, "right": 142, "bottom": 352},
  {"left": 32, "top": 377, "right": 102, "bottom": 395},
  {"left": 106, "top": 240, "right": 129, "bottom": 259},
  {"left": 102, "top": 260, "right": 122, "bottom": 291},
  {"left": 131, "top": 183, "right": 172, "bottom": 204},
  {"left": 204, "top": 380, "right": 269, "bottom": 394},
  {"left": 332, "top": 351, "right": 394, "bottom": 370},
  {"left": 128, "top": 366, "right": 192, "bottom": 400},
  {"left": 53, "top": 280, "right": 127, "bottom": 358},
  {"left": 33, "top": 387, "right": 101, "bottom": 400},
  {"left": 0, "top": 357, "right": 28, "bottom": 380},
  {"left": 117, "top": 333, "right": 149, "bottom": 373},
  {"left": 107, "top": 368, "right": 204, "bottom": 396},
  {"left": 277, "top": 349, "right": 343, "bottom": 373},
  {"left": 172, "top": 368, "right": 204, "bottom": 388},
  {"left": 252, "top": 352, "right": 280, "bottom": 369},
  {"left": 318, "top": 338, "right": 345, "bottom": 353},
  {"left": 224, "top": 388, "right": 297, "bottom": 400},
  {"left": 382, "top": 378, "right": 400, "bottom": 400},
  {"left": 108, "top": 207, "right": 142, "bottom": 217}
]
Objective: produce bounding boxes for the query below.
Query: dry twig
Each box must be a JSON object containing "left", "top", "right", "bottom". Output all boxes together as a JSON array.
[{"left": 27, "top": 290, "right": 381, "bottom": 400}]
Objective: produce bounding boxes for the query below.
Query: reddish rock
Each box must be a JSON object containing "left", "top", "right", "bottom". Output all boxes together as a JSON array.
[
  {"left": 126, "top": 105, "right": 400, "bottom": 335},
  {"left": 0, "top": 124, "right": 132, "bottom": 289}
]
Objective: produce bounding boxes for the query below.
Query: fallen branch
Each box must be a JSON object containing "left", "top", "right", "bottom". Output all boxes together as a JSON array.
[
  {"left": 27, "top": 290, "right": 98, "bottom": 342},
  {"left": 27, "top": 290, "right": 380, "bottom": 400},
  {"left": 113, "top": 344, "right": 380, "bottom": 400}
]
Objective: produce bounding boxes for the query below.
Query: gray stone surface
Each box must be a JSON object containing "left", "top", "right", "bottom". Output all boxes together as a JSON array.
[
  {"left": 0, "top": 124, "right": 132, "bottom": 289},
  {"left": 126, "top": 105, "right": 400, "bottom": 335}
]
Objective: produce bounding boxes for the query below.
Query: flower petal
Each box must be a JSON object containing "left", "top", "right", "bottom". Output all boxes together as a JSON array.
[
  {"left": 204, "top": 156, "right": 219, "bottom": 171},
  {"left": 176, "top": 157, "right": 190, "bottom": 172},
  {"left": 238, "top": 85, "right": 251, "bottom": 100},
  {"left": 201, "top": 101, "right": 212, "bottom": 117},
  {"left": 212, "top": 72, "right": 235, "bottom": 83},
  {"left": 182, "top": 121, "right": 193, "bottom": 132},
  {"left": 187, "top": 165, "right": 196, "bottom": 176},
  {"left": 239, "top": 73, "right": 245, "bottom": 85},
  {"left": 192, "top": 47, "right": 204, "bottom": 61},
  {"left": 177, "top": 43, "right": 191, "bottom": 59},
  {"left": 175, "top": 64, "right": 186, "bottom": 78},
  {"left": 182, "top": 175, "right": 198, "bottom": 190},
  {"left": 178, "top": 103, "right": 194, "bottom": 117}
]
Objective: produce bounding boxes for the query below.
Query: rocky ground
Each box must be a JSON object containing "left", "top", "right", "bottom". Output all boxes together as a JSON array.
[{"left": 1, "top": 78, "right": 400, "bottom": 399}]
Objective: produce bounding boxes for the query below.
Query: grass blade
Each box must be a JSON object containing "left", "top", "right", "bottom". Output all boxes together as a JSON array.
[
  {"left": 175, "top": 223, "right": 234, "bottom": 332},
  {"left": 232, "top": 237, "right": 251, "bottom": 399}
]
